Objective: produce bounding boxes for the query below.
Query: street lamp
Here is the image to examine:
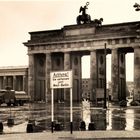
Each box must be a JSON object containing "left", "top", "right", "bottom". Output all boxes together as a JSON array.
[{"left": 134, "top": 3, "right": 140, "bottom": 11}]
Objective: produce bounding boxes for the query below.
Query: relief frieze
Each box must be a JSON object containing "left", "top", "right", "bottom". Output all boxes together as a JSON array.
[
  {"left": 65, "top": 28, "right": 96, "bottom": 36},
  {"left": 28, "top": 40, "right": 105, "bottom": 53}
]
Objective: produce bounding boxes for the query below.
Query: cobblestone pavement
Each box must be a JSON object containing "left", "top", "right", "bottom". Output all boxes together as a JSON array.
[
  {"left": 1, "top": 131, "right": 140, "bottom": 140},
  {"left": 1, "top": 102, "right": 140, "bottom": 139}
]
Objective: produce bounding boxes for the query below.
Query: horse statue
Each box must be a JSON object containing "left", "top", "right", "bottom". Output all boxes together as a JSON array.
[
  {"left": 91, "top": 18, "right": 103, "bottom": 27},
  {"left": 76, "top": 14, "right": 91, "bottom": 24},
  {"left": 76, "top": 2, "right": 91, "bottom": 24},
  {"left": 76, "top": 2, "right": 103, "bottom": 27}
]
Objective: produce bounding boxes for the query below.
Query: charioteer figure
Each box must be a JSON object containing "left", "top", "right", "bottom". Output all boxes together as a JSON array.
[{"left": 80, "top": 3, "right": 88, "bottom": 16}]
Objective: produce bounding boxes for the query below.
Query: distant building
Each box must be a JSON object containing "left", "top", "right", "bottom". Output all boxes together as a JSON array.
[
  {"left": 126, "top": 81, "right": 134, "bottom": 97},
  {"left": 0, "top": 66, "right": 28, "bottom": 94},
  {"left": 82, "top": 79, "right": 134, "bottom": 101},
  {"left": 82, "top": 78, "right": 90, "bottom": 99},
  {"left": 108, "top": 81, "right": 133, "bottom": 99}
]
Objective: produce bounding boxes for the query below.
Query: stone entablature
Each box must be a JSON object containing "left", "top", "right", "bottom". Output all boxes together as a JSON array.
[
  {"left": 25, "top": 21, "right": 140, "bottom": 45},
  {"left": 0, "top": 66, "right": 28, "bottom": 76},
  {"left": 27, "top": 40, "right": 137, "bottom": 55},
  {"left": 24, "top": 21, "right": 140, "bottom": 55}
]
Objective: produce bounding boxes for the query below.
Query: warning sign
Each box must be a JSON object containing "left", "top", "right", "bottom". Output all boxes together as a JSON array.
[{"left": 50, "top": 71, "right": 72, "bottom": 89}]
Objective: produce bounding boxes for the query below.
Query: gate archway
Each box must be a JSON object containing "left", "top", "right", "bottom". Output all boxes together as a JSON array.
[{"left": 24, "top": 21, "right": 140, "bottom": 103}]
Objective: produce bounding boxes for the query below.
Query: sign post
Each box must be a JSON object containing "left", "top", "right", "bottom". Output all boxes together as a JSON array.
[
  {"left": 50, "top": 70, "right": 73, "bottom": 133},
  {"left": 70, "top": 88, "right": 73, "bottom": 134},
  {"left": 51, "top": 88, "right": 54, "bottom": 133}
]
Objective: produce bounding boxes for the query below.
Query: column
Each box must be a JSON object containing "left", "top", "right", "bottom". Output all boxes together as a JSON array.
[
  {"left": 118, "top": 53, "right": 126, "bottom": 100},
  {"left": 3, "top": 76, "right": 7, "bottom": 89},
  {"left": 90, "top": 50, "right": 97, "bottom": 102},
  {"left": 64, "top": 52, "right": 71, "bottom": 70},
  {"left": 23, "top": 75, "right": 26, "bottom": 92},
  {"left": 64, "top": 52, "right": 71, "bottom": 101},
  {"left": 134, "top": 47, "right": 140, "bottom": 101},
  {"left": 28, "top": 54, "right": 35, "bottom": 101},
  {"left": 45, "top": 53, "right": 52, "bottom": 102},
  {"left": 0, "top": 77, "right": 2, "bottom": 89},
  {"left": 13, "top": 76, "right": 16, "bottom": 91},
  {"left": 71, "top": 54, "right": 82, "bottom": 102},
  {"left": 111, "top": 49, "right": 119, "bottom": 101}
]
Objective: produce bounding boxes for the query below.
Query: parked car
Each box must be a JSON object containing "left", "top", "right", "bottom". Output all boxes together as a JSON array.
[{"left": 0, "top": 89, "right": 30, "bottom": 106}]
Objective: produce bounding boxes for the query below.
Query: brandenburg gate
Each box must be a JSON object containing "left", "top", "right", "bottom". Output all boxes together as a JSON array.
[{"left": 24, "top": 20, "right": 140, "bottom": 103}]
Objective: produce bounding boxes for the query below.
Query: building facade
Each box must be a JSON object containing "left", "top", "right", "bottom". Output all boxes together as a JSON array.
[{"left": 0, "top": 66, "right": 28, "bottom": 94}]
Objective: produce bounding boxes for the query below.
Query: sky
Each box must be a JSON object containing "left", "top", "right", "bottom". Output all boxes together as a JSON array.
[{"left": 0, "top": 0, "right": 139, "bottom": 81}]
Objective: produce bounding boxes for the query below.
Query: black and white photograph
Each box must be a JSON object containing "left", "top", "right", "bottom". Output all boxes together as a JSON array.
[{"left": 0, "top": 0, "right": 140, "bottom": 139}]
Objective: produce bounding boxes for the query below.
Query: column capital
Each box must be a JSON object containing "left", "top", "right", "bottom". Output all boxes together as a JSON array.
[
  {"left": 27, "top": 52, "right": 35, "bottom": 56},
  {"left": 90, "top": 49, "right": 96, "bottom": 52},
  {"left": 63, "top": 51, "right": 71, "bottom": 53},
  {"left": 3, "top": 76, "right": 6, "bottom": 79},
  {"left": 133, "top": 45, "right": 140, "bottom": 49},
  {"left": 13, "top": 75, "right": 16, "bottom": 78},
  {"left": 111, "top": 48, "right": 118, "bottom": 51},
  {"left": 45, "top": 52, "right": 51, "bottom": 54}
]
